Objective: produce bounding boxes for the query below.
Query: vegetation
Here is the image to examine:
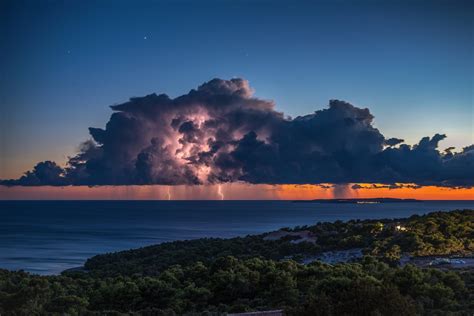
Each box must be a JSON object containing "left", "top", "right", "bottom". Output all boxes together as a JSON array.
[
  {"left": 1, "top": 210, "right": 473, "bottom": 315},
  {"left": 85, "top": 209, "right": 474, "bottom": 276},
  {"left": 1, "top": 257, "right": 473, "bottom": 315}
]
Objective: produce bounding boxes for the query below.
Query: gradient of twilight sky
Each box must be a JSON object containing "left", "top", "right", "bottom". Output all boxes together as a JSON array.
[{"left": 0, "top": 0, "right": 473, "bottom": 199}]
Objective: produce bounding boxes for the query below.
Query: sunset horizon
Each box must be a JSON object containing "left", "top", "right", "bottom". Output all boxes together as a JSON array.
[{"left": 1, "top": 183, "right": 474, "bottom": 200}]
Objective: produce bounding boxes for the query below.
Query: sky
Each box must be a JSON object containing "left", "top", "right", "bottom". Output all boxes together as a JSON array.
[{"left": 0, "top": 0, "right": 473, "bottom": 199}]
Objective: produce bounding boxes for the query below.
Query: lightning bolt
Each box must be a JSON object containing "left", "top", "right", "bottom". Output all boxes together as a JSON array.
[
  {"left": 217, "top": 184, "right": 224, "bottom": 200},
  {"left": 167, "top": 186, "right": 172, "bottom": 200}
]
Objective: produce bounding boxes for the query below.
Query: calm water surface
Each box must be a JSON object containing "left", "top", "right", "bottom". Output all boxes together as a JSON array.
[{"left": 1, "top": 200, "right": 473, "bottom": 274}]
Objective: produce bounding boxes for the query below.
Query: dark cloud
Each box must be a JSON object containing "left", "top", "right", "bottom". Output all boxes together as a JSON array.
[
  {"left": 1, "top": 161, "right": 67, "bottom": 186},
  {"left": 351, "top": 183, "right": 422, "bottom": 190},
  {"left": 2, "top": 78, "right": 473, "bottom": 188},
  {"left": 384, "top": 138, "right": 404, "bottom": 147}
]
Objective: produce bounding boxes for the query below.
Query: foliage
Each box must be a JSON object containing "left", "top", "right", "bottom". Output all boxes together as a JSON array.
[
  {"left": 1, "top": 209, "right": 473, "bottom": 315},
  {"left": 85, "top": 210, "right": 474, "bottom": 276},
  {"left": 1, "top": 257, "right": 473, "bottom": 315}
]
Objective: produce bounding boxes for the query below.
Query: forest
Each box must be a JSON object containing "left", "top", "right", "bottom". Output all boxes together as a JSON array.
[{"left": 1, "top": 210, "right": 473, "bottom": 315}]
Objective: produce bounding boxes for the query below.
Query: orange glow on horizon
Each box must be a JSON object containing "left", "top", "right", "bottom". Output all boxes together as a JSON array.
[
  {"left": 0, "top": 183, "right": 472, "bottom": 200},
  {"left": 274, "top": 184, "right": 474, "bottom": 200}
]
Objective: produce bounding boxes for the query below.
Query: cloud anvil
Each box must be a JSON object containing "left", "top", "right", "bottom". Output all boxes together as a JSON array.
[{"left": 2, "top": 79, "right": 473, "bottom": 188}]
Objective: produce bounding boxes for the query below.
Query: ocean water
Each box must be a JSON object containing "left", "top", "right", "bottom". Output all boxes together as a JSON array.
[{"left": 1, "top": 200, "right": 473, "bottom": 275}]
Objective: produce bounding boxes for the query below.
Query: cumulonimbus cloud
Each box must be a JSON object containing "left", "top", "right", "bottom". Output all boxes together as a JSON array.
[{"left": 2, "top": 78, "right": 473, "bottom": 188}]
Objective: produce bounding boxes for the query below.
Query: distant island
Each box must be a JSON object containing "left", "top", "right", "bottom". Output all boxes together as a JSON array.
[
  {"left": 294, "top": 197, "right": 421, "bottom": 204},
  {"left": 1, "top": 209, "right": 472, "bottom": 315}
]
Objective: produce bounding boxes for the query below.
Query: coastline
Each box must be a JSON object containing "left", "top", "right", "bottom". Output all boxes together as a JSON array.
[
  {"left": 2, "top": 209, "right": 473, "bottom": 315},
  {"left": 2, "top": 200, "right": 474, "bottom": 275}
]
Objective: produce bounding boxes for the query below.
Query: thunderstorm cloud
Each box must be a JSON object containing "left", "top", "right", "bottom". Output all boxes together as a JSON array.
[{"left": 2, "top": 78, "right": 473, "bottom": 187}]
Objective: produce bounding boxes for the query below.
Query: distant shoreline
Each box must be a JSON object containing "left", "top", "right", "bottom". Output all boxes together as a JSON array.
[{"left": 293, "top": 197, "right": 421, "bottom": 204}]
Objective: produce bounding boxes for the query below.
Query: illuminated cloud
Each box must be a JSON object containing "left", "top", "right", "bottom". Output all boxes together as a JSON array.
[{"left": 1, "top": 78, "right": 473, "bottom": 188}]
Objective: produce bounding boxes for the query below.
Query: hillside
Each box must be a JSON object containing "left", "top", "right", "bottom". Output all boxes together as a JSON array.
[
  {"left": 1, "top": 209, "right": 473, "bottom": 315},
  {"left": 84, "top": 209, "right": 474, "bottom": 277}
]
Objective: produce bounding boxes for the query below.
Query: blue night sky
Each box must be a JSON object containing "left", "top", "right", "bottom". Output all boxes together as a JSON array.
[{"left": 0, "top": 0, "right": 472, "bottom": 179}]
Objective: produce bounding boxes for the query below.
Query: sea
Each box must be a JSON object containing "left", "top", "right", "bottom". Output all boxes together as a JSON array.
[{"left": 1, "top": 200, "right": 473, "bottom": 275}]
